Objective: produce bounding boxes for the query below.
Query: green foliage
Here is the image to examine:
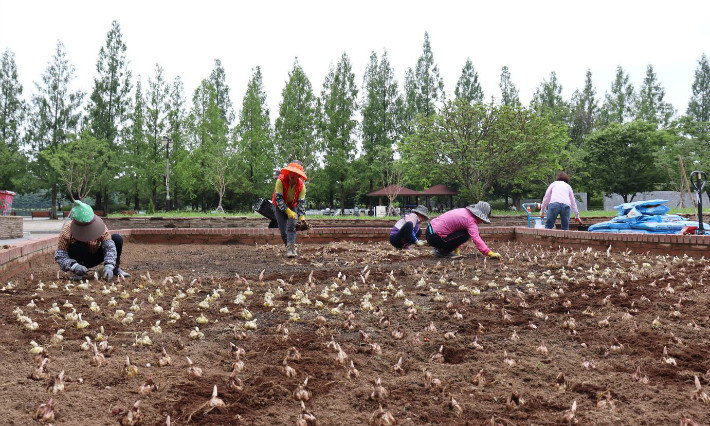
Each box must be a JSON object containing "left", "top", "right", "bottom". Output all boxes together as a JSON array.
[
  {"left": 585, "top": 120, "right": 672, "bottom": 201},
  {"left": 118, "top": 79, "right": 148, "bottom": 209},
  {"left": 599, "top": 66, "right": 635, "bottom": 125},
  {"left": 319, "top": 53, "right": 359, "bottom": 210},
  {"left": 166, "top": 77, "right": 188, "bottom": 210},
  {"left": 0, "top": 140, "right": 26, "bottom": 191},
  {"left": 361, "top": 51, "right": 403, "bottom": 194},
  {"left": 209, "top": 59, "right": 235, "bottom": 126},
  {"left": 400, "top": 100, "right": 567, "bottom": 202},
  {"left": 145, "top": 63, "right": 170, "bottom": 205},
  {"left": 404, "top": 32, "right": 445, "bottom": 119},
  {"left": 636, "top": 64, "right": 675, "bottom": 127},
  {"left": 531, "top": 71, "right": 568, "bottom": 124},
  {"left": 568, "top": 69, "right": 598, "bottom": 146},
  {"left": 0, "top": 48, "right": 28, "bottom": 190},
  {"left": 0, "top": 48, "right": 26, "bottom": 151},
  {"left": 499, "top": 66, "right": 520, "bottom": 107},
  {"left": 454, "top": 58, "right": 484, "bottom": 104},
  {"left": 86, "top": 20, "right": 133, "bottom": 212},
  {"left": 46, "top": 132, "right": 111, "bottom": 201},
  {"left": 27, "top": 41, "right": 84, "bottom": 214},
  {"left": 87, "top": 20, "right": 132, "bottom": 145},
  {"left": 147, "top": 198, "right": 155, "bottom": 214},
  {"left": 274, "top": 58, "right": 319, "bottom": 168},
  {"left": 235, "top": 67, "right": 274, "bottom": 200},
  {"left": 687, "top": 53, "right": 710, "bottom": 122},
  {"left": 186, "top": 79, "right": 233, "bottom": 211}
]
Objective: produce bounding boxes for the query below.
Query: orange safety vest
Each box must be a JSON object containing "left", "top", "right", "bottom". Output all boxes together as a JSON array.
[{"left": 272, "top": 173, "right": 304, "bottom": 209}]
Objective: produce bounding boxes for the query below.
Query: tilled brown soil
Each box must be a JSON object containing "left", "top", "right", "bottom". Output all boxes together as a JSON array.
[{"left": 1, "top": 240, "right": 710, "bottom": 425}]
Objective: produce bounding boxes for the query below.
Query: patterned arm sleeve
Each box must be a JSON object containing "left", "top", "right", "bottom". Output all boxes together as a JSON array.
[
  {"left": 274, "top": 180, "right": 288, "bottom": 211},
  {"left": 55, "top": 226, "right": 75, "bottom": 271},
  {"left": 102, "top": 239, "right": 117, "bottom": 267},
  {"left": 296, "top": 182, "right": 307, "bottom": 216},
  {"left": 54, "top": 250, "right": 77, "bottom": 272}
]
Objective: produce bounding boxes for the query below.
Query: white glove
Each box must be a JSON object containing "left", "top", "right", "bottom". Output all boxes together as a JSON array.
[{"left": 415, "top": 240, "right": 425, "bottom": 247}]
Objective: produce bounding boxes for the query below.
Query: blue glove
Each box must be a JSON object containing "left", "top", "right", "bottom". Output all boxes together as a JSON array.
[
  {"left": 70, "top": 263, "right": 88, "bottom": 275},
  {"left": 103, "top": 265, "right": 114, "bottom": 281}
]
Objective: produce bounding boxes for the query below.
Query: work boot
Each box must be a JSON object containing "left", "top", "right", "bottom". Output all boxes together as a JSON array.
[
  {"left": 116, "top": 267, "right": 131, "bottom": 278},
  {"left": 286, "top": 243, "right": 297, "bottom": 258},
  {"left": 432, "top": 248, "right": 454, "bottom": 258}
]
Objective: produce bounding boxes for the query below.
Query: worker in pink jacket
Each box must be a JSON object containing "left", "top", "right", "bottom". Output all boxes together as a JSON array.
[
  {"left": 540, "top": 172, "right": 583, "bottom": 230},
  {"left": 425, "top": 201, "right": 501, "bottom": 259}
]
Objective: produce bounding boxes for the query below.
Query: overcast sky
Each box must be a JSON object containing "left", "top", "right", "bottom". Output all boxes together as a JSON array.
[{"left": 1, "top": 0, "right": 709, "bottom": 121}]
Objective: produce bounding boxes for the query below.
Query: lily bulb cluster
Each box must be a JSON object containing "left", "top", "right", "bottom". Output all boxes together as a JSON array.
[
  {"left": 15, "top": 307, "right": 39, "bottom": 331},
  {"left": 293, "top": 377, "right": 312, "bottom": 401},
  {"left": 369, "top": 404, "right": 396, "bottom": 426},
  {"left": 186, "top": 356, "right": 203, "bottom": 379},
  {"left": 31, "top": 357, "right": 51, "bottom": 380},
  {"left": 34, "top": 398, "right": 55, "bottom": 423},
  {"left": 296, "top": 401, "right": 317, "bottom": 426}
]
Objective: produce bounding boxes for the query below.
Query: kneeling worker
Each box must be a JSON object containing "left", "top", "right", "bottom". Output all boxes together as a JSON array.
[
  {"left": 55, "top": 200, "right": 130, "bottom": 280},
  {"left": 425, "top": 201, "right": 501, "bottom": 259}
]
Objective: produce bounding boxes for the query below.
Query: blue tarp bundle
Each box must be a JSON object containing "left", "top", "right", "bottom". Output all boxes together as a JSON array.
[{"left": 588, "top": 199, "right": 709, "bottom": 234}]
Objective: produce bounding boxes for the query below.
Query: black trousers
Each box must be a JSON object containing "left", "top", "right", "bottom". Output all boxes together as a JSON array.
[
  {"left": 389, "top": 221, "right": 421, "bottom": 249},
  {"left": 68, "top": 233, "right": 123, "bottom": 269},
  {"left": 425, "top": 226, "right": 469, "bottom": 255}
]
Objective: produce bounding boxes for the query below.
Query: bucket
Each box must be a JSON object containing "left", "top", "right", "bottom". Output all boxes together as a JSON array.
[
  {"left": 0, "top": 190, "right": 15, "bottom": 216},
  {"left": 532, "top": 217, "right": 545, "bottom": 229}
]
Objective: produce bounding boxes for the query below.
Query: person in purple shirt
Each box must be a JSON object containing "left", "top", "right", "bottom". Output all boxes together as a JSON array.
[
  {"left": 540, "top": 172, "right": 583, "bottom": 230},
  {"left": 389, "top": 205, "right": 429, "bottom": 249},
  {"left": 425, "top": 201, "right": 501, "bottom": 259}
]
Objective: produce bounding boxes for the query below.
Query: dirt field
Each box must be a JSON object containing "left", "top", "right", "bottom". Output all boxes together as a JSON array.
[{"left": 1, "top": 240, "right": 710, "bottom": 425}]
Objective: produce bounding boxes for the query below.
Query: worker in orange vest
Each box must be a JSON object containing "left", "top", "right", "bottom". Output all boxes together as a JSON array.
[{"left": 272, "top": 161, "right": 309, "bottom": 257}]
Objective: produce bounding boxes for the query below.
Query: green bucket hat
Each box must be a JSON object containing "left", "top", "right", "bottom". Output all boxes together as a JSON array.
[{"left": 70, "top": 200, "right": 105, "bottom": 242}]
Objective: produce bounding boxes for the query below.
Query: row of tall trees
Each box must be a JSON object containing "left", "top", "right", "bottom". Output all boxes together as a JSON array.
[{"left": 2, "top": 24, "right": 710, "bottom": 215}]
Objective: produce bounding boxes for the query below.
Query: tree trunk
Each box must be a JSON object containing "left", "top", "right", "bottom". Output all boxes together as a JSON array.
[
  {"left": 51, "top": 183, "right": 57, "bottom": 219},
  {"left": 339, "top": 183, "right": 346, "bottom": 214},
  {"left": 368, "top": 178, "right": 373, "bottom": 210}
]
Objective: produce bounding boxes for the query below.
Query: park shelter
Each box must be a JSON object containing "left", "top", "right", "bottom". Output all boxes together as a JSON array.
[
  {"left": 367, "top": 185, "right": 422, "bottom": 209},
  {"left": 421, "top": 184, "right": 458, "bottom": 211}
]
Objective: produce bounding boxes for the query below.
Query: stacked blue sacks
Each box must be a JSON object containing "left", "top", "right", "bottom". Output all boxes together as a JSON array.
[{"left": 588, "top": 199, "right": 709, "bottom": 234}]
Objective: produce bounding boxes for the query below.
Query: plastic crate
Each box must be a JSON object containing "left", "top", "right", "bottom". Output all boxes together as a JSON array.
[{"left": 0, "top": 190, "right": 15, "bottom": 216}]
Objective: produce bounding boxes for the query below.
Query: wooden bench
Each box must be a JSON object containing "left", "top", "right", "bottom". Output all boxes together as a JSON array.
[
  {"left": 31, "top": 211, "right": 51, "bottom": 219},
  {"left": 121, "top": 210, "right": 138, "bottom": 215}
]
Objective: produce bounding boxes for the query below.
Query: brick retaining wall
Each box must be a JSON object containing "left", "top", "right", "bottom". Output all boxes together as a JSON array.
[
  {"left": 0, "top": 216, "right": 23, "bottom": 239},
  {"left": 103, "top": 216, "right": 615, "bottom": 230},
  {"left": 515, "top": 227, "right": 710, "bottom": 257},
  {"left": 1, "top": 226, "right": 708, "bottom": 281}
]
